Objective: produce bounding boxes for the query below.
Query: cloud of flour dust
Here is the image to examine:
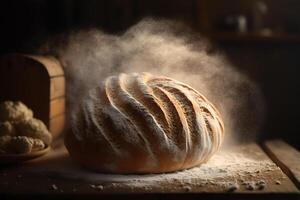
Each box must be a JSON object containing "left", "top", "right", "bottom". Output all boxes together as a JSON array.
[{"left": 41, "top": 18, "right": 265, "bottom": 146}]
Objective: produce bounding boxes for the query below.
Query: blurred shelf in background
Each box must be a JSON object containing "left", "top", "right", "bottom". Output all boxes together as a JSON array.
[{"left": 206, "top": 32, "right": 300, "bottom": 44}]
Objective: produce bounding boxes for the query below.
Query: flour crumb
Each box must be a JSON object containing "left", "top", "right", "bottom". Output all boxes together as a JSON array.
[
  {"left": 183, "top": 186, "right": 192, "bottom": 192},
  {"left": 226, "top": 183, "right": 239, "bottom": 192},
  {"left": 275, "top": 180, "right": 281, "bottom": 185},
  {"left": 245, "top": 182, "right": 255, "bottom": 190},
  {"left": 51, "top": 184, "right": 58, "bottom": 191},
  {"left": 256, "top": 180, "right": 266, "bottom": 190},
  {"left": 96, "top": 185, "right": 104, "bottom": 190},
  {"left": 90, "top": 184, "right": 104, "bottom": 190}
]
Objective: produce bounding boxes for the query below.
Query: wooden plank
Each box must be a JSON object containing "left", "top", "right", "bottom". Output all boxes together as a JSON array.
[
  {"left": 0, "top": 142, "right": 298, "bottom": 195},
  {"left": 263, "top": 139, "right": 300, "bottom": 190},
  {"left": 50, "top": 98, "right": 65, "bottom": 118},
  {"left": 50, "top": 76, "right": 65, "bottom": 100},
  {"left": 49, "top": 114, "right": 65, "bottom": 139}
]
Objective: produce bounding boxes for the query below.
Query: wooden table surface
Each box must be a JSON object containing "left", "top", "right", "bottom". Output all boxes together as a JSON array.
[{"left": 0, "top": 139, "right": 299, "bottom": 199}]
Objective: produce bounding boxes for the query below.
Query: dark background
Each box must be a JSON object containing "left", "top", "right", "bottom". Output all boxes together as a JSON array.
[{"left": 0, "top": 0, "right": 299, "bottom": 149}]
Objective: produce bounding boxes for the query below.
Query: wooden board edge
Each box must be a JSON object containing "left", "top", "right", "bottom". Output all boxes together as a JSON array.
[
  {"left": 50, "top": 97, "right": 65, "bottom": 118},
  {"left": 50, "top": 76, "right": 65, "bottom": 100},
  {"left": 49, "top": 114, "right": 65, "bottom": 140},
  {"left": 262, "top": 139, "right": 300, "bottom": 191}
]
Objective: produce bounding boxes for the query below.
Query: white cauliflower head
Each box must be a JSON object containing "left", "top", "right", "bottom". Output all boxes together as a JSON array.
[
  {"left": 0, "top": 121, "right": 16, "bottom": 136},
  {"left": 0, "top": 101, "right": 33, "bottom": 122}
]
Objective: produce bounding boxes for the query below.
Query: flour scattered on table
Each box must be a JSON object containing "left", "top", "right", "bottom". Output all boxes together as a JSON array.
[{"left": 29, "top": 144, "right": 281, "bottom": 192}]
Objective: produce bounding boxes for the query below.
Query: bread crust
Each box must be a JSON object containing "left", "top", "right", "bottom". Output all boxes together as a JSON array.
[{"left": 65, "top": 73, "right": 224, "bottom": 173}]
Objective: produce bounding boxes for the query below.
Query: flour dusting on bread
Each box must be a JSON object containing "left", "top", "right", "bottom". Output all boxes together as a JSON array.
[{"left": 66, "top": 73, "right": 224, "bottom": 173}]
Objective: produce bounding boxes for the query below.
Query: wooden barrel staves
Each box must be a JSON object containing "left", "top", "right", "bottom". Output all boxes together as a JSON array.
[{"left": 0, "top": 54, "right": 66, "bottom": 140}]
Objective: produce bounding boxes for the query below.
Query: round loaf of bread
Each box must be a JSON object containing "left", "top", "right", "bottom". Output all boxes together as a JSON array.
[{"left": 65, "top": 73, "right": 224, "bottom": 173}]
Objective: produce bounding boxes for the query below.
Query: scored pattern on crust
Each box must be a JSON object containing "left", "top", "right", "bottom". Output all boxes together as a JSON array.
[{"left": 70, "top": 72, "right": 224, "bottom": 173}]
